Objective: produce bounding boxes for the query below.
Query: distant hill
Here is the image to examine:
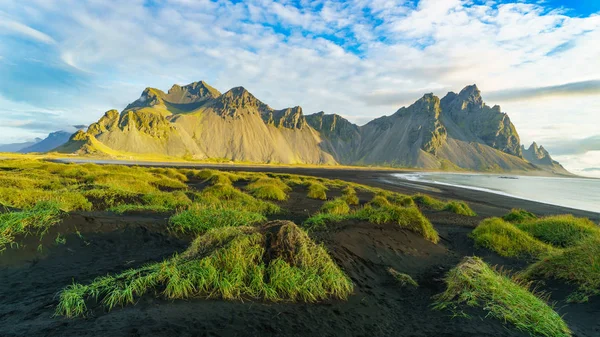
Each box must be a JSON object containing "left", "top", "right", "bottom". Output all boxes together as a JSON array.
[
  {"left": 19, "top": 131, "right": 75, "bottom": 153},
  {"left": 0, "top": 138, "right": 42, "bottom": 152},
  {"left": 57, "top": 81, "right": 570, "bottom": 174}
]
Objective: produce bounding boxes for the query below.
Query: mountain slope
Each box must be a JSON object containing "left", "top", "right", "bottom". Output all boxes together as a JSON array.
[
  {"left": 57, "top": 81, "right": 568, "bottom": 173},
  {"left": 0, "top": 139, "right": 41, "bottom": 152},
  {"left": 19, "top": 131, "right": 74, "bottom": 153},
  {"left": 58, "top": 83, "right": 335, "bottom": 164},
  {"left": 522, "top": 142, "right": 570, "bottom": 175}
]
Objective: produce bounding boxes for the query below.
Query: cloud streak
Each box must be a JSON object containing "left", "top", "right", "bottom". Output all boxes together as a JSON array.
[{"left": 487, "top": 80, "right": 600, "bottom": 102}]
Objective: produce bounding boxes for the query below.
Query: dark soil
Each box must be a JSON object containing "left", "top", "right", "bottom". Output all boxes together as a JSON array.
[{"left": 0, "top": 166, "right": 598, "bottom": 337}]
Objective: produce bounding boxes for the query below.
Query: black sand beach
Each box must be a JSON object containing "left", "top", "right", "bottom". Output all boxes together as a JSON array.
[{"left": 1, "top": 163, "right": 598, "bottom": 337}]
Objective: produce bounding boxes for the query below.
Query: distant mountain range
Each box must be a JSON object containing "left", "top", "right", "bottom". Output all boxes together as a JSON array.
[
  {"left": 0, "top": 127, "right": 85, "bottom": 154},
  {"left": 38, "top": 80, "right": 565, "bottom": 174}
]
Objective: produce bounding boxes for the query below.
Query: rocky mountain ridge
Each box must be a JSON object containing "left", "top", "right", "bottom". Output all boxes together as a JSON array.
[{"left": 55, "top": 81, "right": 569, "bottom": 174}]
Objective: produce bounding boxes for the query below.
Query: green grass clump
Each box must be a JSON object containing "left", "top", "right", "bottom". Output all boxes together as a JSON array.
[
  {"left": 0, "top": 201, "right": 62, "bottom": 251},
  {"left": 307, "top": 182, "right": 327, "bottom": 200},
  {"left": 355, "top": 205, "right": 439, "bottom": 243},
  {"left": 56, "top": 222, "right": 353, "bottom": 318},
  {"left": 503, "top": 208, "right": 537, "bottom": 223},
  {"left": 443, "top": 201, "right": 477, "bottom": 216},
  {"left": 369, "top": 195, "right": 391, "bottom": 208},
  {"left": 0, "top": 188, "right": 91, "bottom": 211},
  {"left": 302, "top": 213, "right": 347, "bottom": 231},
  {"left": 388, "top": 268, "right": 418, "bottom": 287},
  {"left": 341, "top": 186, "right": 359, "bottom": 206},
  {"left": 516, "top": 215, "right": 600, "bottom": 248},
  {"left": 169, "top": 206, "right": 266, "bottom": 234},
  {"left": 412, "top": 194, "right": 446, "bottom": 210},
  {"left": 109, "top": 204, "right": 171, "bottom": 214},
  {"left": 195, "top": 184, "right": 280, "bottom": 215},
  {"left": 82, "top": 187, "right": 138, "bottom": 209},
  {"left": 434, "top": 256, "right": 571, "bottom": 337},
  {"left": 320, "top": 198, "right": 351, "bottom": 216},
  {"left": 523, "top": 238, "right": 600, "bottom": 302},
  {"left": 246, "top": 178, "right": 290, "bottom": 201},
  {"left": 470, "top": 218, "right": 556, "bottom": 259}
]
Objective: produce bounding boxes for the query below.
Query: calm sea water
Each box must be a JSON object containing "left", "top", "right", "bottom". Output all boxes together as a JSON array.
[{"left": 392, "top": 172, "right": 600, "bottom": 214}]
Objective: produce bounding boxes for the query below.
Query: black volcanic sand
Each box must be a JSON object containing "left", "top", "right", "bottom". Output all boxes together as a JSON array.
[{"left": 1, "top": 166, "right": 599, "bottom": 337}]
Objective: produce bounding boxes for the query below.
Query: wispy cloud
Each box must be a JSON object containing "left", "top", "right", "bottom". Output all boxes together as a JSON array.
[
  {"left": 0, "top": 17, "right": 56, "bottom": 44},
  {"left": 487, "top": 80, "right": 600, "bottom": 102}
]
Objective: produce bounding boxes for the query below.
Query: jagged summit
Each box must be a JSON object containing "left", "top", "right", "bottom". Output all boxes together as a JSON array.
[
  {"left": 522, "top": 142, "right": 569, "bottom": 175},
  {"left": 55, "top": 82, "right": 568, "bottom": 173}
]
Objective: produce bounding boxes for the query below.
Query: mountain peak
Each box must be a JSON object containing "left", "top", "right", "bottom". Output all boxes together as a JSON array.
[
  {"left": 213, "top": 86, "right": 270, "bottom": 115},
  {"left": 457, "top": 84, "right": 483, "bottom": 105},
  {"left": 167, "top": 81, "right": 221, "bottom": 102}
]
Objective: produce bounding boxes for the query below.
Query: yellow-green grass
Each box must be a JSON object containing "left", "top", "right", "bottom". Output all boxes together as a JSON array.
[
  {"left": 369, "top": 195, "right": 391, "bottom": 208},
  {"left": 169, "top": 206, "right": 266, "bottom": 234},
  {"left": 195, "top": 184, "right": 280, "bottom": 215},
  {"left": 0, "top": 201, "right": 62, "bottom": 251},
  {"left": 320, "top": 198, "right": 351, "bottom": 216},
  {"left": 56, "top": 222, "right": 353, "bottom": 318},
  {"left": 523, "top": 238, "right": 600, "bottom": 302},
  {"left": 388, "top": 268, "right": 418, "bottom": 287},
  {"left": 516, "top": 215, "right": 600, "bottom": 248},
  {"left": 412, "top": 194, "right": 476, "bottom": 216},
  {"left": 434, "top": 257, "right": 571, "bottom": 337},
  {"left": 246, "top": 178, "right": 290, "bottom": 201},
  {"left": 502, "top": 208, "right": 537, "bottom": 223},
  {"left": 470, "top": 218, "right": 556, "bottom": 259},
  {"left": 307, "top": 182, "right": 328, "bottom": 200},
  {"left": 304, "top": 204, "right": 439, "bottom": 243},
  {"left": 444, "top": 201, "right": 477, "bottom": 216},
  {"left": 341, "top": 186, "right": 359, "bottom": 205}
]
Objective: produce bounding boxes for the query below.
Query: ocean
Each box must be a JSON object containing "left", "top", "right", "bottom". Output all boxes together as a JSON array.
[{"left": 392, "top": 172, "right": 600, "bottom": 214}]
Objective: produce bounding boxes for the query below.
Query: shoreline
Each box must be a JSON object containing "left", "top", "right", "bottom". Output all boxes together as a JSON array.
[{"left": 50, "top": 158, "right": 600, "bottom": 222}]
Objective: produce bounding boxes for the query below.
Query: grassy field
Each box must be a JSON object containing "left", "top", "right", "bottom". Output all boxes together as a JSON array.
[{"left": 2, "top": 156, "right": 595, "bottom": 335}]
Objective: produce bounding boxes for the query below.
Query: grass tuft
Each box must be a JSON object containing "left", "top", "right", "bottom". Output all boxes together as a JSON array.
[
  {"left": 56, "top": 222, "right": 353, "bottom": 318},
  {"left": 320, "top": 198, "right": 351, "bottom": 216},
  {"left": 246, "top": 178, "right": 289, "bottom": 201},
  {"left": 434, "top": 256, "right": 571, "bottom": 337},
  {"left": 503, "top": 208, "right": 537, "bottom": 223},
  {"left": 169, "top": 205, "right": 266, "bottom": 234},
  {"left": 307, "top": 182, "right": 327, "bottom": 200},
  {"left": 470, "top": 218, "right": 556, "bottom": 259},
  {"left": 388, "top": 268, "right": 418, "bottom": 287},
  {"left": 0, "top": 201, "right": 62, "bottom": 251},
  {"left": 444, "top": 201, "right": 477, "bottom": 216},
  {"left": 341, "top": 186, "right": 359, "bottom": 206},
  {"left": 516, "top": 214, "right": 600, "bottom": 248}
]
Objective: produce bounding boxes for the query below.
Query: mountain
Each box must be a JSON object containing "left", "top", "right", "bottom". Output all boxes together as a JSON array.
[
  {"left": 0, "top": 138, "right": 42, "bottom": 152},
  {"left": 58, "top": 81, "right": 568, "bottom": 173},
  {"left": 58, "top": 82, "right": 335, "bottom": 164},
  {"left": 19, "top": 131, "right": 73, "bottom": 153},
  {"left": 521, "top": 142, "right": 570, "bottom": 175}
]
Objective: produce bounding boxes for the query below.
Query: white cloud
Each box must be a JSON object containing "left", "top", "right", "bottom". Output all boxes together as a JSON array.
[
  {"left": 0, "top": 16, "right": 56, "bottom": 44},
  {"left": 0, "top": 0, "right": 599, "bottom": 175}
]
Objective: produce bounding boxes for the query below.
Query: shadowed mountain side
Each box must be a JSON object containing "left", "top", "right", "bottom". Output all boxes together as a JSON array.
[
  {"left": 56, "top": 81, "right": 569, "bottom": 173},
  {"left": 522, "top": 142, "right": 570, "bottom": 175}
]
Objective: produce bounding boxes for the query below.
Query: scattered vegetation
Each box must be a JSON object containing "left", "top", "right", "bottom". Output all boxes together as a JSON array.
[
  {"left": 412, "top": 194, "right": 476, "bottom": 216},
  {"left": 56, "top": 222, "right": 354, "bottom": 318},
  {"left": 246, "top": 178, "right": 290, "bottom": 201},
  {"left": 523, "top": 238, "right": 600, "bottom": 302},
  {"left": 307, "top": 182, "right": 328, "bottom": 200},
  {"left": 434, "top": 257, "right": 571, "bottom": 337},
  {"left": 388, "top": 268, "right": 418, "bottom": 287},
  {"left": 516, "top": 215, "right": 600, "bottom": 248},
  {"left": 502, "top": 208, "right": 537, "bottom": 223},
  {"left": 470, "top": 218, "right": 556, "bottom": 259},
  {"left": 320, "top": 198, "right": 351, "bottom": 216},
  {"left": 0, "top": 201, "right": 62, "bottom": 251},
  {"left": 341, "top": 186, "right": 359, "bottom": 205},
  {"left": 169, "top": 205, "right": 266, "bottom": 234}
]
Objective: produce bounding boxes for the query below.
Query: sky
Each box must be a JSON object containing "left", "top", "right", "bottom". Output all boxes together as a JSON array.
[{"left": 0, "top": 0, "right": 599, "bottom": 176}]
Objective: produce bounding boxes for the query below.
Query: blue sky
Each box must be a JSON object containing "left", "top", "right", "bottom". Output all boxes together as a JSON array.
[{"left": 0, "top": 0, "right": 599, "bottom": 175}]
